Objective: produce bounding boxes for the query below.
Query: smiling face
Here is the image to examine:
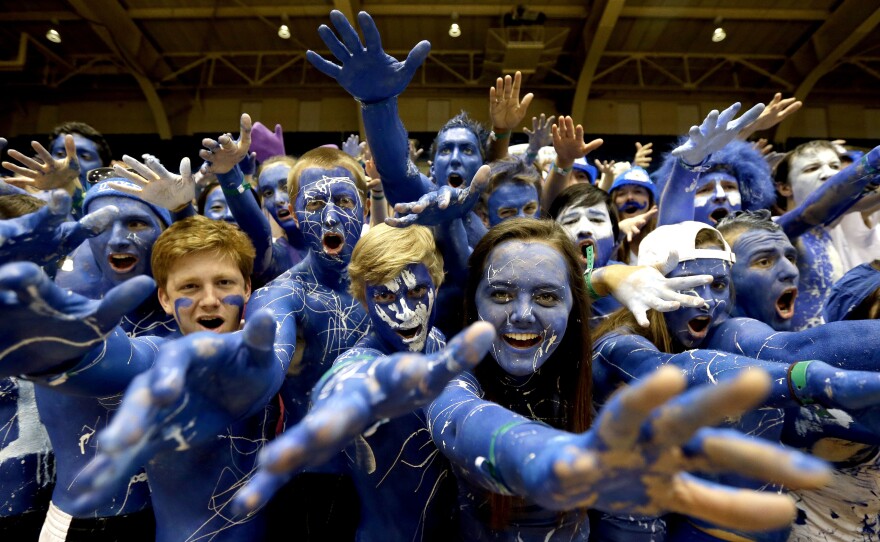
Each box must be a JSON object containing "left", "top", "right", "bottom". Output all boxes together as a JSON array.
[
  {"left": 431, "top": 127, "right": 483, "bottom": 189},
  {"left": 476, "top": 241, "right": 573, "bottom": 376},
  {"left": 613, "top": 185, "right": 651, "bottom": 219},
  {"left": 693, "top": 172, "right": 742, "bottom": 225},
  {"left": 203, "top": 186, "right": 236, "bottom": 223},
  {"left": 158, "top": 251, "right": 251, "bottom": 335},
  {"left": 555, "top": 202, "right": 614, "bottom": 270},
  {"left": 87, "top": 196, "right": 164, "bottom": 285},
  {"left": 788, "top": 147, "right": 841, "bottom": 205},
  {"left": 294, "top": 166, "right": 364, "bottom": 264},
  {"left": 730, "top": 229, "right": 799, "bottom": 331},
  {"left": 662, "top": 257, "right": 732, "bottom": 349},
  {"left": 487, "top": 182, "right": 540, "bottom": 226},
  {"left": 366, "top": 263, "right": 436, "bottom": 353},
  {"left": 258, "top": 163, "right": 293, "bottom": 224},
  {"left": 51, "top": 133, "right": 103, "bottom": 190}
]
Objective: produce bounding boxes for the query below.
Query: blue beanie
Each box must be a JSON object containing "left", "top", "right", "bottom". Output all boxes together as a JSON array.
[
  {"left": 823, "top": 262, "right": 880, "bottom": 322},
  {"left": 572, "top": 158, "right": 598, "bottom": 184},
  {"left": 83, "top": 179, "right": 173, "bottom": 227},
  {"left": 610, "top": 166, "right": 656, "bottom": 199}
]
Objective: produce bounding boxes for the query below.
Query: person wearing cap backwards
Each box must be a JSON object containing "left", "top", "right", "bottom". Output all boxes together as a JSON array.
[
  {"left": 608, "top": 165, "right": 658, "bottom": 263},
  {"left": 592, "top": 220, "right": 880, "bottom": 541}
]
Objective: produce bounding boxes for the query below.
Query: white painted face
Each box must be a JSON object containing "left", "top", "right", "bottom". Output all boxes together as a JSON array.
[
  {"left": 555, "top": 202, "right": 615, "bottom": 268},
  {"left": 789, "top": 147, "right": 842, "bottom": 205},
  {"left": 366, "top": 263, "right": 436, "bottom": 352}
]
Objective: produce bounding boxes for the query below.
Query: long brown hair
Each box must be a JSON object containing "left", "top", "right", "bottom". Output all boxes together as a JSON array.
[
  {"left": 464, "top": 218, "right": 594, "bottom": 528},
  {"left": 594, "top": 307, "right": 674, "bottom": 354}
]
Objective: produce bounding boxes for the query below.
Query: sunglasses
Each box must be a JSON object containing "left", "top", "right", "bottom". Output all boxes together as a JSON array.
[{"left": 86, "top": 167, "right": 135, "bottom": 185}]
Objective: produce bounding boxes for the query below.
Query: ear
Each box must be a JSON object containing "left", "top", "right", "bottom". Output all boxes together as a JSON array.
[
  {"left": 243, "top": 278, "right": 252, "bottom": 303},
  {"left": 157, "top": 287, "right": 174, "bottom": 316},
  {"left": 775, "top": 181, "right": 792, "bottom": 198}
]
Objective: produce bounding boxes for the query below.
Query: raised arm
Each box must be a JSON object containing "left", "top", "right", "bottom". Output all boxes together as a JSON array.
[
  {"left": 427, "top": 366, "right": 828, "bottom": 530},
  {"left": 543, "top": 116, "right": 603, "bottom": 210},
  {"left": 2, "top": 135, "right": 84, "bottom": 215},
  {"left": 307, "top": 10, "right": 434, "bottom": 205},
  {"left": 486, "top": 71, "right": 533, "bottom": 162}
]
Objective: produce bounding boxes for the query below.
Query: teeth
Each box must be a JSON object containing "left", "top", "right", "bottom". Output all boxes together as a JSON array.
[{"left": 504, "top": 333, "right": 540, "bottom": 341}]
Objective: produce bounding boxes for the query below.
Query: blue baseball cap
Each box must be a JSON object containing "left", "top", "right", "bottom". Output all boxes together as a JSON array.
[
  {"left": 572, "top": 158, "right": 598, "bottom": 184},
  {"left": 610, "top": 166, "right": 656, "bottom": 198}
]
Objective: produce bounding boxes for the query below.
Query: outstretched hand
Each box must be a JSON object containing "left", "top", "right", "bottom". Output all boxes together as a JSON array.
[
  {"left": 633, "top": 141, "right": 653, "bottom": 168},
  {"left": 111, "top": 154, "right": 195, "bottom": 211},
  {"left": 529, "top": 367, "right": 829, "bottom": 531},
  {"left": 552, "top": 116, "right": 603, "bottom": 166},
  {"left": 738, "top": 93, "right": 802, "bottom": 139},
  {"left": 307, "top": 11, "right": 430, "bottom": 104},
  {"left": 342, "top": 134, "right": 361, "bottom": 158},
  {"left": 618, "top": 206, "right": 658, "bottom": 242},
  {"left": 489, "top": 71, "right": 533, "bottom": 132},
  {"left": 385, "top": 164, "right": 490, "bottom": 227},
  {"left": 200, "top": 113, "right": 253, "bottom": 175},
  {"left": 524, "top": 113, "right": 555, "bottom": 157},
  {"left": 672, "top": 102, "right": 765, "bottom": 166},
  {"left": 2, "top": 135, "right": 81, "bottom": 191},
  {"left": 0, "top": 261, "right": 155, "bottom": 377},
  {"left": 68, "top": 310, "right": 279, "bottom": 514},
  {"left": 232, "top": 322, "right": 495, "bottom": 515}
]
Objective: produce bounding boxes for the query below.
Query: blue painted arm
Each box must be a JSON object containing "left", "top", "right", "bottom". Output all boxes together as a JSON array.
[
  {"left": 426, "top": 366, "right": 828, "bottom": 531},
  {"left": 306, "top": 10, "right": 434, "bottom": 205},
  {"left": 384, "top": 164, "right": 490, "bottom": 229},
  {"left": 0, "top": 190, "right": 117, "bottom": 274},
  {"left": 231, "top": 322, "right": 493, "bottom": 514},
  {"left": 657, "top": 158, "right": 700, "bottom": 226},
  {"left": 216, "top": 166, "right": 275, "bottom": 277},
  {"left": 67, "top": 310, "right": 279, "bottom": 514},
  {"left": 777, "top": 145, "right": 880, "bottom": 239},
  {"left": 0, "top": 261, "right": 155, "bottom": 378}
]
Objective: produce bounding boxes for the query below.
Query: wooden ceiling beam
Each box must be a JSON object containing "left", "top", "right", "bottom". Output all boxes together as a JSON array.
[
  {"left": 620, "top": 7, "right": 827, "bottom": 21},
  {"left": 571, "top": 0, "right": 625, "bottom": 123},
  {"left": 125, "top": 5, "right": 586, "bottom": 20}
]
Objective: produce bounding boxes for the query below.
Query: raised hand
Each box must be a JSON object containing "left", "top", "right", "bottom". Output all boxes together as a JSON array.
[
  {"left": 342, "top": 134, "right": 361, "bottom": 158},
  {"left": 231, "top": 321, "right": 495, "bottom": 515},
  {"left": 552, "top": 116, "right": 603, "bottom": 167},
  {"left": 385, "top": 164, "right": 490, "bottom": 227},
  {"left": 2, "top": 135, "right": 81, "bottom": 191},
  {"left": 527, "top": 368, "right": 828, "bottom": 530},
  {"left": 593, "top": 262, "right": 711, "bottom": 327},
  {"left": 0, "top": 261, "right": 155, "bottom": 377},
  {"left": 110, "top": 154, "right": 195, "bottom": 211},
  {"left": 524, "top": 113, "right": 555, "bottom": 159},
  {"left": 68, "top": 310, "right": 279, "bottom": 514},
  {"left": 672, "top": 102, "right": 765, "bottom": 166},
  {"left": 739, "top": 93, "right": 802, "bottom": 139},
  {"left": 489, "top": 71, "right": 534, "bottom": 132},
  {"left": 0, "top": 190, "right": 117, "bottom": 269},
  {"left": 307, "top": 11, "right": 430, "bottom": 104},
  {"left": 199, "top": 113, "right": 253, "bottom": 175},
  {"left": 633, "top": 141, "right": 653, "bottom": 168},
  {"left": 618, "top": 206, "right": 658, "bottom": 242}
]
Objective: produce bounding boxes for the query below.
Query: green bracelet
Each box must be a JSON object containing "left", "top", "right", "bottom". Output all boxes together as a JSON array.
[
  {"left": 491, "top": 130, "right": 511, "bottom": 141},
  {"left": 222, "top": 180, "right": 252, "bottom": 197},
  {"left": 582, "top": 245, "right": 601, "bottom": 299},
  {"left": 486, "top": 420, "right": 530, "bottom": 492},
  {"left": 371, "top": 192, "right": 385, "bottom": 200},
  {"left": 787, "top": 360, "right": 815, "bottom": 405},
  {"left": 552, "top": 162, "right": 573, "bottom": 176}
]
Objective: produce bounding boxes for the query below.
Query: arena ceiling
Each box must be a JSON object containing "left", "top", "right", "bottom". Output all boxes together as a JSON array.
[{"left": 1, "top": 0, "right": 878, "bottom": 140}]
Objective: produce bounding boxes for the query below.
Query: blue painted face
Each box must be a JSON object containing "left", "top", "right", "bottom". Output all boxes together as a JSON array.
[
  {"left": 487, "top": 182, "right": 540, "bottom": 227},
  {"left": 51, "top": 134, "right": 103, "bottom": 190},
  {"left": 693, "top": 172, "right": 741, "bottom": 225},
  {"left": 476, "top": 241, "right": 573, "bottom": 376},
  {"left": 555, "top": 201, "right": 615, "bottom": 270},
  {"left": 662, "top": 257, "right": 732, "bottom": 349},
  {"left": 366, "top": 263, "right": 436, "bottom": 353},
  {"left": 612, "top": 185, "right": 651, "bottom": 219},
  {"left": 203, "top": 186, "right": 236, "bottom": 223},
  {"left": 294, "top": 166, "right": 364, "bottom": 264},
  {"left": 258, "top": 163, "right": 293, "bottom": 224},
  {"left": 86, "top": 196, "right": 164, "bottom": 285},
  {"left": 730, "top": 229, "right": 799, "bottom": 331},
  {"left": 431, "top": 127, "right": 483, "bottom": 189}
]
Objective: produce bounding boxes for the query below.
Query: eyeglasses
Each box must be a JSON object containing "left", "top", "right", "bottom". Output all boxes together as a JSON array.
[{"left": 86, "top": 167, "right": 134, "bottom": 185}]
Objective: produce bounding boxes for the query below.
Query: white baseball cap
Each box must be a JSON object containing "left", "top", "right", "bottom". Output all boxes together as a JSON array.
[{"left": 638, "top": 221, "right": 736, "bottom": 272}]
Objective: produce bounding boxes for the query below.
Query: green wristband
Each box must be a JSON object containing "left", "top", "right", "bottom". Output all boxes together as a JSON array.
[
  {"left": 222, "top": 180, "right": 252, "bottom": 197},
  {"left": 787, "top": 360, "right": 815, "bottom": 405}
]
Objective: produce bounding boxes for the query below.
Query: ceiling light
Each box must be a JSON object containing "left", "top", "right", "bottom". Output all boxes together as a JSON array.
[
  {"left": 46, "top": 29, "right": 61, "bottom": 43},
  {"left": 449, "top": 13, "right": 461, "bottom": 38},
  {"left": 278, "top": 14, "right": 291, "bottom": 40},
  {"left": 711, "top": 27, "right": 726, "bottom": 42}
]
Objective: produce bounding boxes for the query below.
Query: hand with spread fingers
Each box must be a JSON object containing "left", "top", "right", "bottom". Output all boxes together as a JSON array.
[
  {"left": 489, "top": 71, "right": 533, "bottom": 133},
  {"left": 110, "top": 154, "right": 195, "bottom": 211},
  {"left": 199, "top": 113, "right": 253, "bottom": 175},
  {"left": 672, "top": 102, "right": 765, "bottom": 166},
  {"left": 524, "top": 113, "right": 555, "bottom": 159},
  {"left": 2, "top": 135, "right": 81, "bottom": 192},
  {"left": 306, "top": 10, "right": 430, "bottom": 104},
  {"left": 633, "top": 141, "right": 653, "bottom": 168},
  {"left": 385, "top": 164, "right": 490, "bottom": 228}
]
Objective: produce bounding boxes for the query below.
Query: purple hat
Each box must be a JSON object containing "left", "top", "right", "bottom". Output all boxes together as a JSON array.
[{"left": 250, "top": 122, "right": 286, "bottom": 163}]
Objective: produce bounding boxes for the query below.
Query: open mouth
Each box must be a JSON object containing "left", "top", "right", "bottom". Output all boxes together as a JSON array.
[
  {"left": 687, "top": 315, "right": 711, "bottom": 339},
  {"left": 108, "top": 253, "right": 138, "bottom": 273},
  {"left": 322, "top": 232, "right": 344, "bottom": 255},
  {"left": 775, "top": 288, "right": 798, "bottom": 319},
  {"left": 502, "top": 332, "right": 542, "bottom": 349},
  {"left": 577, "top": 239, "right": 595, "bottom": 265},
  {"left": 197, "top": 316, "right": 225, "bottom": 330},
  {"left": 277, "top": 207, "right": 291, "bottom": 220},
  {"left": 396, "top": 324, "right": 423, "bottom": 341},
  {"left": 709, "top": 208, "right": 730, "bottom": 224},
  {"left": 447, "top": 173, "right": 464, "bottom": 188}
]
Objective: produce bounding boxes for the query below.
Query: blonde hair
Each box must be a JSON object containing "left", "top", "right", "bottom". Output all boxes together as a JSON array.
[
  {"left": 347, "top": 223, "right": 444, "bottom": 306},
  {"left": 287, "top": 147, "right": 367, "bottom": 205},
  {"left": 151, "top": 215, "right": 256, "bottom": 288},
  {"left": 257, "top": 155, "right": 297, "bottom": 185}
]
